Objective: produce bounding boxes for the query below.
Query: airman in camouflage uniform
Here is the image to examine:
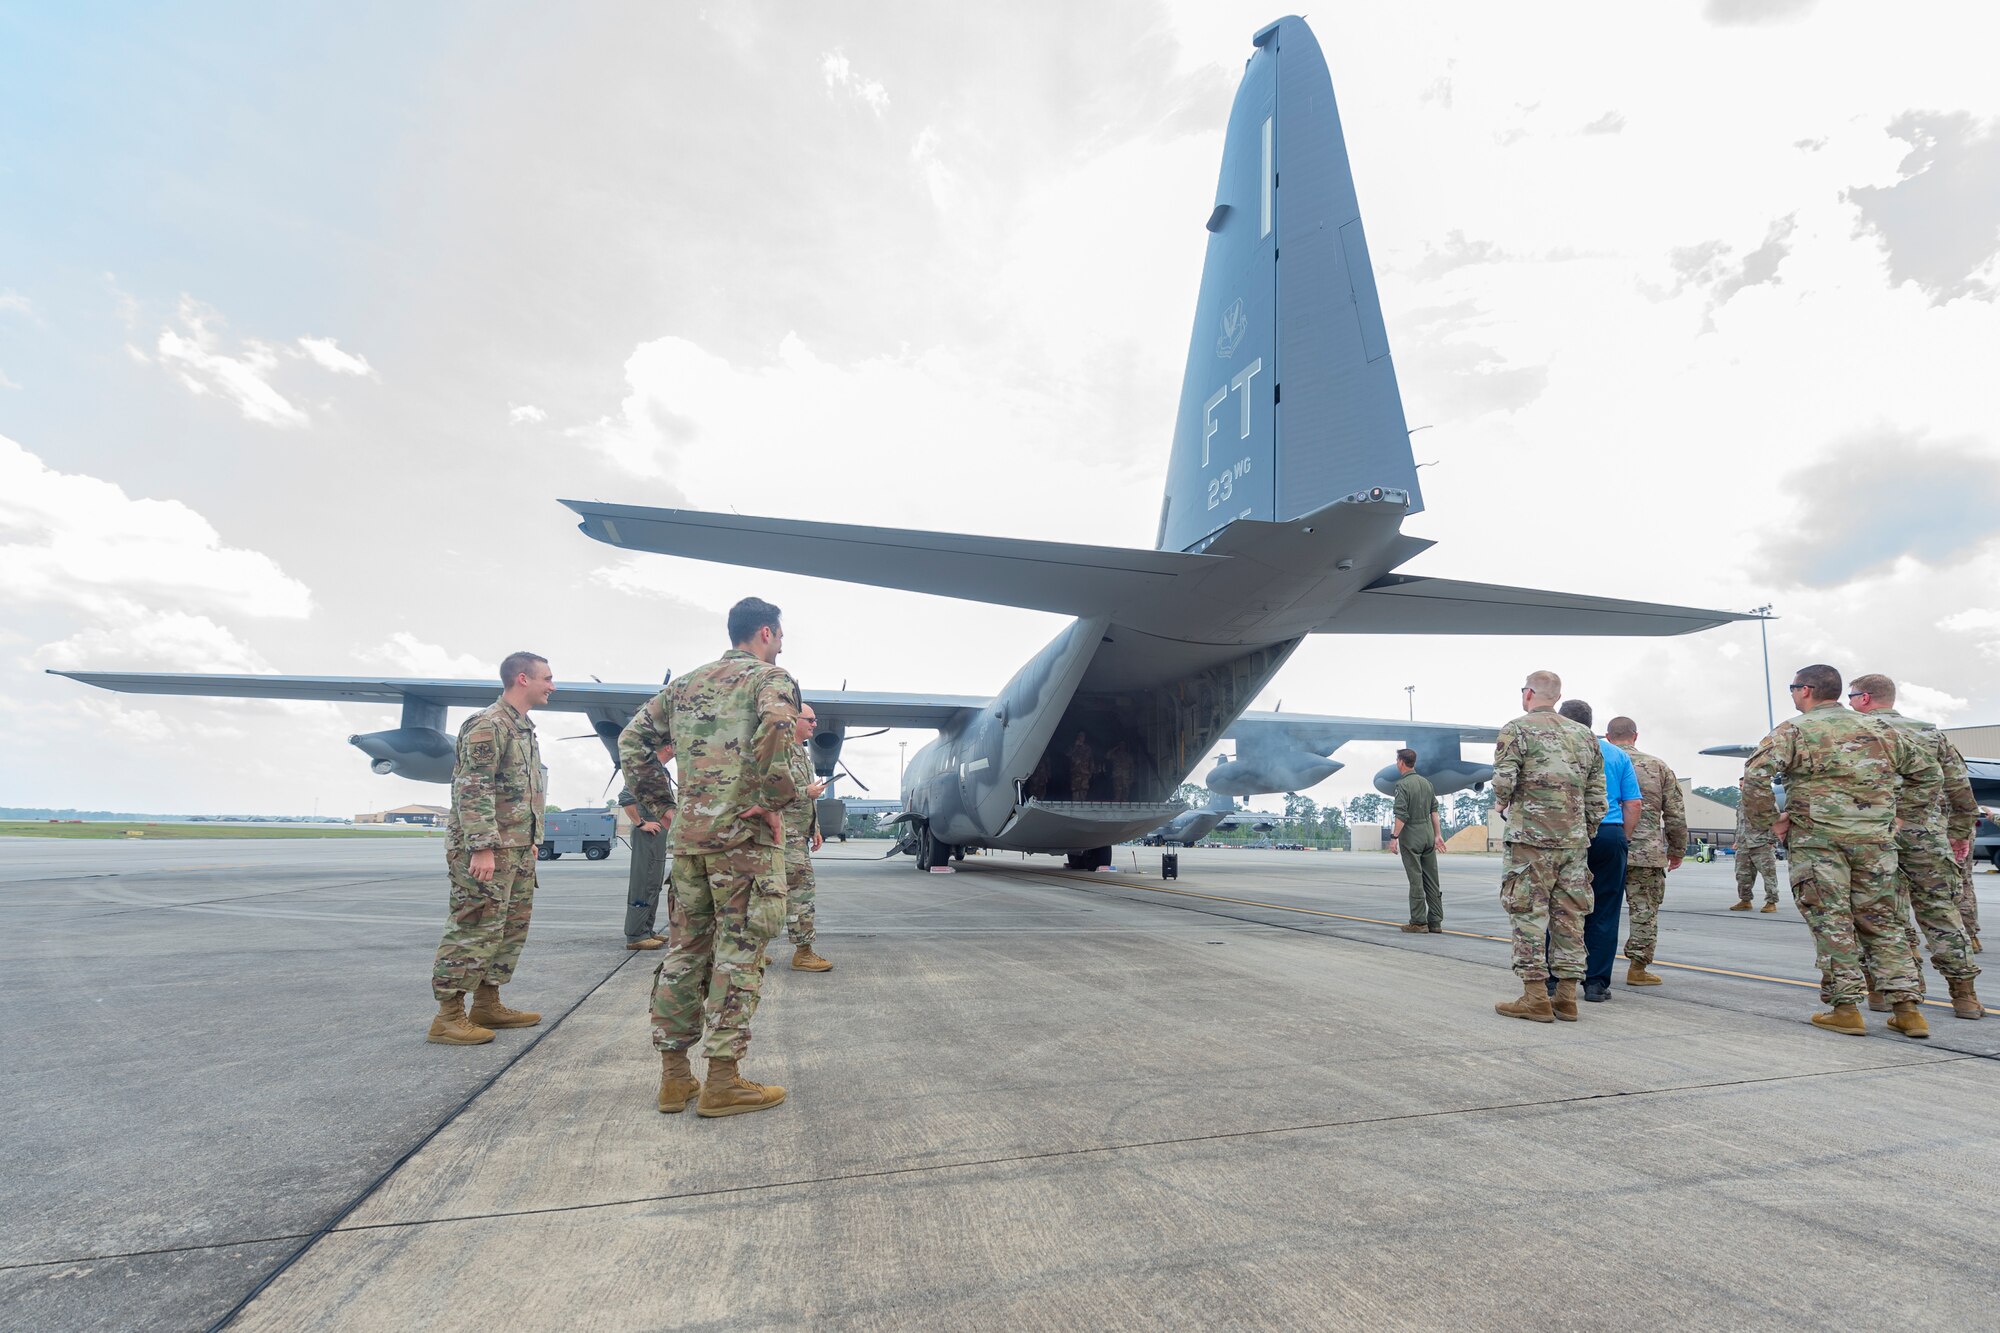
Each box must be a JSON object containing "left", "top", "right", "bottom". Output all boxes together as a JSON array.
[
  {"left": 1492, "top": 671, "right": 1606, "bottom": 1023},
  {"left": 1743, "top": 664, "right": 1940, "bottom": 1038},
  {"left": 1850, "top": 675, "right": 1983, "bottom": 1019},
  {"left": 784, "top": 705, "right": 831, "bottom": 972},
  {"left": 1731, "top": 802, "right": 1781, "bottom": 912},
  {"left": 619, "top": 597, "right": 799, "bottom": 1118},
  {"left": 428, "top": 651, "right": 553, "bottom": 1046},
  {"left": 1608, "top": 717, "right": 1685, "bottom": 987}
]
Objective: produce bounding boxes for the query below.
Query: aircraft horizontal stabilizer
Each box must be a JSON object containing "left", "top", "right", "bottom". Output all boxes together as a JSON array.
[
  {"left": 1317, "top": 576, "right": 1757, "bottom": 637},
  {"left": 562, "top": 501, "right": 1220, "bottom": 615}
]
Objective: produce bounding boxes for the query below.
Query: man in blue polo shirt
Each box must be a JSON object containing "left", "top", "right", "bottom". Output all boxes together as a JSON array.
[{"left": 1560, "top": 699, "right": 1641, "bottom": 1002}]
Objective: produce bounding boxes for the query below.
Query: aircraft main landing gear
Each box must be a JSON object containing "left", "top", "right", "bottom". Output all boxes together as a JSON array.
[
  {"left": 1065, "top": 845, "right": 1113, "bottom": 871},
  {"left": 915, "top": 824, "right": 957, "bottom": 871}
]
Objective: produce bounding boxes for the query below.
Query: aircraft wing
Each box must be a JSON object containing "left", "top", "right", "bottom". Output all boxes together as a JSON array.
[
  {"left": 1319, "top": 576, "right": 1758, "bottom": 636},
  {"left": 562, "top": 500, "right": 1222, "bottom": 615},
  {"left": 50, "top": 670, "right": 986, "bottom": 731},
  {"left": 47, "top": 671, "right": 656, "bottom": 714},
  {"left": 1700, "top": 744, "right": 1757, "bottom": 760},
  {"left": 1226, "top": 711, "right": 1500, "bottom": 753}
]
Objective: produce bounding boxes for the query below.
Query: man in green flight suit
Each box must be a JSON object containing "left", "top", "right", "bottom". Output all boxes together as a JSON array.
[
  {"left": 619, "top": 598, "right": 800, "bottom": 1118},
  {"left": 1390, "top": 748, "right": 1443, "bottom": 933},
  {"left": 428, "top": 651, "right": 554, "bottom": 1046}
]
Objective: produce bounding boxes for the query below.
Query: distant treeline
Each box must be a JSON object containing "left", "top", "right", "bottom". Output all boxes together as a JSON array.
[{"left": 0, "top": 808, "right": 338, "bottom": 823}]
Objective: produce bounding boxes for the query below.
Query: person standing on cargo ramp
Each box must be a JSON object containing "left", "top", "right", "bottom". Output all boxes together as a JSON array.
[
  {"left": 619, "top": 597, "right": 800, "bottom": 1117},
  {"left": 1492, "top": 670, "right": 1605, "bottom": 1023},
  {"left": 1607, "top": 716, "right": 1685, "bottom": 987},
  {"left": 1742, "top": 664, "right": 1939, "bottom": 1038},
  {"left": 428, "top": 651, "right": 554, "bottom": 1046}
]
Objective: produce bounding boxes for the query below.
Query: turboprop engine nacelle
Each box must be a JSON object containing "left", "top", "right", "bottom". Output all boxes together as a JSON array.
[
  {"left": 350, "top": 727, "right": 455, "bottom": 784},
  {"left": 1208, "top": 753, "right": 1343, "bottom": 797},
  {"left": 1371, "top": 760, "right": 1494, "bottom": 797}
]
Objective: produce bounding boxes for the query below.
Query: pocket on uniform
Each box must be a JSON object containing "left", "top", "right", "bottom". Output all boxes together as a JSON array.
[
  {"left": 1499, "top": 862, "right": 1532, "bottom": 915},
  {"left": 1791, "top": 869, "right": 1820, "bottom": 913},
  {"left": 747, "top": 882, "right": 786, "bottom": 944}
]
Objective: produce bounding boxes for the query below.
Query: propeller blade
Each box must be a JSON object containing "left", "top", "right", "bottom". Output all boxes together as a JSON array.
[
  {"left": 845, "top": 728, "right": 890, "bottom": 740},
  {"left": 837, "top": 761, "right": 870, "bottom": 792}
]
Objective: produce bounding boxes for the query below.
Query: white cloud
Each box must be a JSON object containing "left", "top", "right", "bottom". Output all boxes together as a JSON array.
[
  {"left": 295, "top": 335, "right": 376, "bottom": 377},
  {"left": 150, "top": 298, "right": 377, "bottom": 425},
  {"left": 155, "top": 297, "right": 308, "bottom": 427},
  {"left": 1940, "top": 608, "right": 2000, "bottom": 661},
  {"left": 910, "top": 126, "right": 961, "bottom": 211},
  {"left": 508, "top": 402, "right": 547, "bottom": 424},
  {"left": 39, "top": 610, "right": 278, "bottom": 673},
  {"left": 0, "top": 369, "right": 17, "bottom": 391},
  {"left": 0, "top": 289, "right": 29, "bottom": 315},
  {"left": 821, "top": 48, "right": 889, "bottom": 114},
  {"left": 1897, "top": 681, "right": 1969, "bottom": 722},
  {"left": 359, "top": 632, "right": 489, "bottom": 678},
  {"left": 0, "top": 433, "right": 313, "bottom": 620}
]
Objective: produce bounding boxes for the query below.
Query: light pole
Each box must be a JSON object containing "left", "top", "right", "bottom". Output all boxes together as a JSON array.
[
  {"left": 898, "top": 741, "right": 907, "bottom": 787},
  {"left": 1404, "top": 685, "right": 1415, "bottom": 721},
  {"left": 1750, "top": 604, "right": 1775, "bottom": 734}
]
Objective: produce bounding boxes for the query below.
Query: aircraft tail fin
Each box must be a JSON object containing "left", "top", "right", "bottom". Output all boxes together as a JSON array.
[{"left": 1157, "top": 16, "right": 1420, "bottom": 555}]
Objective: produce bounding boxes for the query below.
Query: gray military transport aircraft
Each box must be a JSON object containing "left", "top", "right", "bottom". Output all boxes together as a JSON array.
[{"left": 55, "top": 15, "right": 1748, "bottom": 870}]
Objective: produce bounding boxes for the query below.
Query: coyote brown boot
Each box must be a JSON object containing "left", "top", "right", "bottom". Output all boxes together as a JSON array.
[
  {"left": 697, "top": 1058, "right": 786, "bottom": 1117},
  {"left": 1625, "top": 962, "right": 1662, "bottom": 986},
  {"left": 1551, "top": 979, "right": 1580, "bottom": 1021},
  {"left": 657, "top": 1050, "right": 701, "bottom": 1114},
  {"left": 469, "top": 983, "right": 540, "bottom": 1029},
  {"left": 1759, "top": 902, "right": 1777, "bottom": 913},
  {"left": 427, "top": 993, "right": 494, "bottom": 1046},
  {"left": 1495, "top": 981, "right": 1555, "bottom": 1023},
  {"left": 790, "top": 945, "right": 832, "bottom": 972},
  {"left": 1728, "top": 899, "right": 1752, "bottom": 912},
  {"left": 1887, "top": 1000, "right": 1931, "bottom": 1039},
  {"left": 1810, "top": 1003, "right": 1867, "bottom": 1035},
  {"left": 1947, "top": 977, "right": 1985, "bottom": 1019}
]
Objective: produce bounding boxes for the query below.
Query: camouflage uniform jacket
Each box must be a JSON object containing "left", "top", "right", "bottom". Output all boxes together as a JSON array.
[
  {"left": 1492, "top": 707, "right": 1606, "bottom": 848},
  {"left": 1734, "top": 801, "right": 1773, "bottom": 850},
  {"left": 447, "top": 698, "right": 546, "bottom": 852},
  {"left": 617, "top": 649, "right": 799, "bottom": 854},
  {"left": 1870, "top": 709, "right": 1977, "bottom": 842},
  {"left": 1617, "top": 743, "right": 1686, "bottom": 868},
  {"left": 1742, "top": 703, "right": 1940, "bottom": 845},
  {"left": 780, "top": 743, "right": 819, "bottom": 846}
]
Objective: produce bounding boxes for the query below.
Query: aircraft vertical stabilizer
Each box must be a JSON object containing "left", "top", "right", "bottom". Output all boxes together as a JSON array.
[{"left": 1158, "top": 15, "right": 1421, "bottom": 555}]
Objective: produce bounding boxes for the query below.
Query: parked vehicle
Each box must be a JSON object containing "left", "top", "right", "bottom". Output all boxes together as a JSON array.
[{"left": 539, "top": 808, "right": 615, "bottom": 861}]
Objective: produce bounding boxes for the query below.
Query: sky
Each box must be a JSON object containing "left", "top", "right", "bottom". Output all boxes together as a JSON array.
[{"left": 3, "top": 0, "right": 1998, "bottom": 817}]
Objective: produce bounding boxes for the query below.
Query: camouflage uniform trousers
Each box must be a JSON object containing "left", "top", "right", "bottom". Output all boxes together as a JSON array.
[
  {"left": 1500, "top": 843, "right": 1592, "bottom": 982},
  {"left": 784, "top": 850, "right": 816, "bottom": 947},
  {"left": 1890, "top": 835, "right": 1978, "bottom": 982},
  {"left": 1790, "top": 837, "right": 1920, "bottom": 1007},
  {"left": 1735, "top": 842, "right": 1780, "bottom": 905},
  {"left": 1622, "top": 865, "right": 1668, "bottom": 965},
  {"left": 651, "top": 842, "right": 787, "bottom": 1061},
  {"left": 432, "top": 846, "right": 537, "bottom": 1000},
  {"left": 1958, "top": 854, "right": 1981, "bottom": 940}
]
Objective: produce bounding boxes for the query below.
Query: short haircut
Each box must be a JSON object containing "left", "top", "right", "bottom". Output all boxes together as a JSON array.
[
  {"left": 727, "top": 597, "right": 782, "bottom": 646},
  {"left": 1558, "top": 699, "right": 1593, "bottom": 729},
  {"left": 1526, "top": 669, "right": 1561, "bottom": 699},
  {"left": 499, "top": 651, "right": 547, "bottom": 688},
  {"left": 1850, "top": 672, "right": 1895, "bottom": 704},
  {"left": 1606, "top": 716, "right": 1637, "bottom": 741},
  {"left": 1395, "top": 748, "right": 1417, "bottom": 767},
  {"left": 1796, "top": 663, "right": 1841, "bottom": 701}
]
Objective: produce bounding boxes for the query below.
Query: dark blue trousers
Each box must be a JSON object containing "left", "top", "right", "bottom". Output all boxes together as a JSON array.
[{"left": 1581, "top": 824, "right": 1629, "bottom": 985}]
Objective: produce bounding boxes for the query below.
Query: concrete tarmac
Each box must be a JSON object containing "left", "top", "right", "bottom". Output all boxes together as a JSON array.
[{"left": 3, "top": 838, "right": 1996, "bottom": 1330}]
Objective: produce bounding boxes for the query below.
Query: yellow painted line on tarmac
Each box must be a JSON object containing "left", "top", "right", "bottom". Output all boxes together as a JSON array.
[{"left": 1003, "top": 865, "right": 1971, "bottom": 1013}]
